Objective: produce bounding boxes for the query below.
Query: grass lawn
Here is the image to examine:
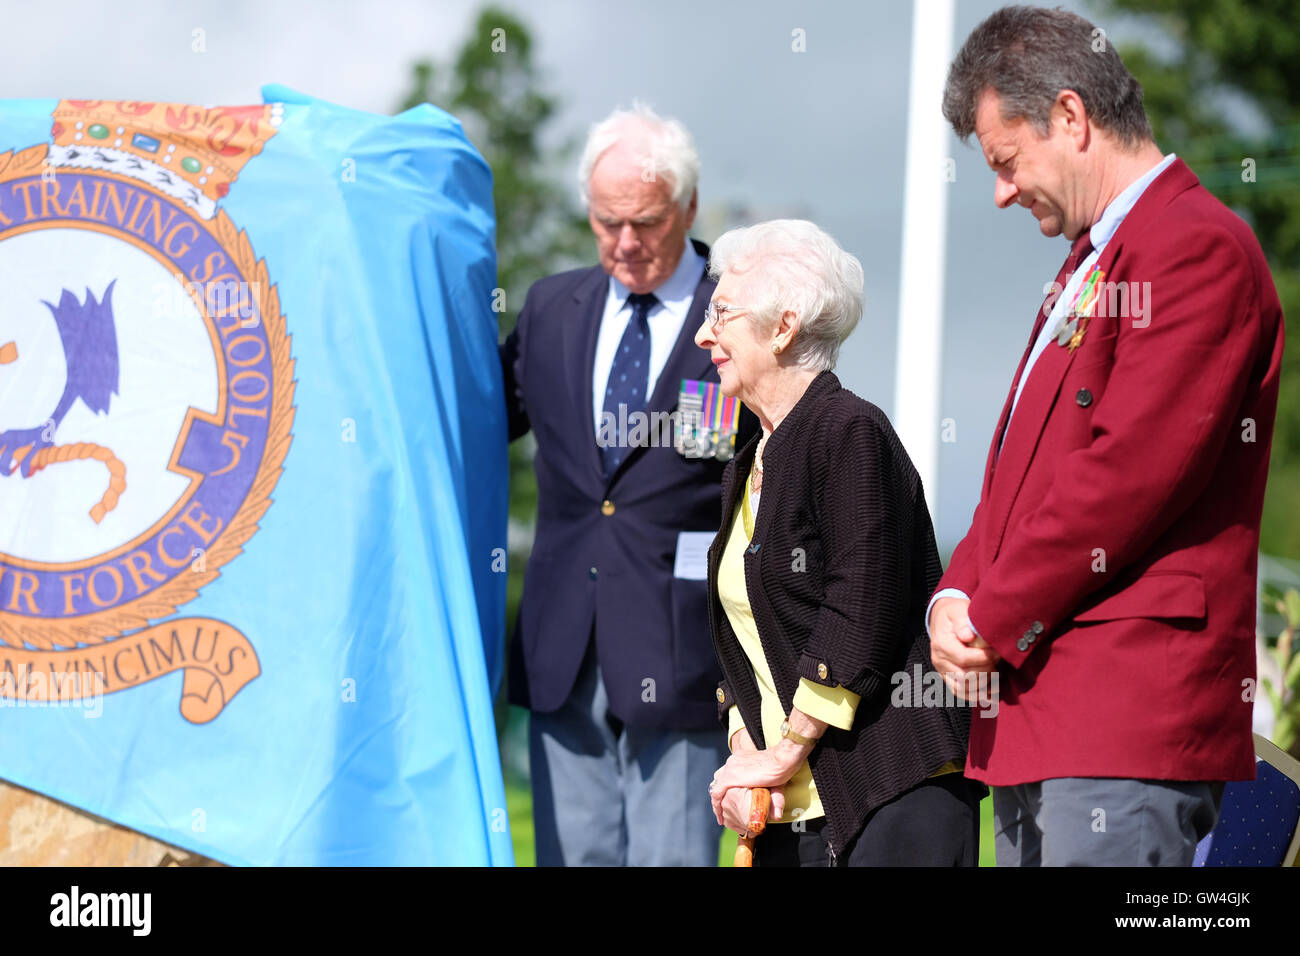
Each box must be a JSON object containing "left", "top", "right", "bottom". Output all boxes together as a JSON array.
[{"left": 505, "top": 774, "right": 997, "bottom": 867}]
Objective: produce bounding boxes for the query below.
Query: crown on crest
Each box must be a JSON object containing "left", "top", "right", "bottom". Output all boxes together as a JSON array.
[{"left": 48, "top": 100, "right": 283, "bottom": 217}]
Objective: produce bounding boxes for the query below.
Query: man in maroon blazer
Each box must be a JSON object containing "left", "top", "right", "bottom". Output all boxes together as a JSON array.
[{"left": 929, "top": 6, "right": 1285, "bottom": 865}]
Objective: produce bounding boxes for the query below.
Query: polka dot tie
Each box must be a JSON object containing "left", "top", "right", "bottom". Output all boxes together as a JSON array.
[{"left": 600, "top": 292, "right": 658, "bottom": 476}]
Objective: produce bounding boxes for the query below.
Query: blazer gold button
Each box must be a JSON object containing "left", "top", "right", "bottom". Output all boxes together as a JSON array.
[
  {"left": 601, "top": 499, "right": 615, "bottom": 516},
  {"left": 1076, "top": 388, "right": 1093, "bottom": 407},
  {"left": 716, "top": 688, "right": 725, "bottom": 703},
  {"left": 817, "top": 662, "right": 828, "bottom": 680}
]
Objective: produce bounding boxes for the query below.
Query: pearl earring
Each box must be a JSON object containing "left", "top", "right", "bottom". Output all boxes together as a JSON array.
[{"left": 771, "top": 343, "right": 781, "bottom": 353}]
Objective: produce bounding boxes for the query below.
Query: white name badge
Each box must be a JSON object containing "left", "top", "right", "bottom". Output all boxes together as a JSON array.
[{"left": 672, "top": 531, "right": 713, "bottom": 580}]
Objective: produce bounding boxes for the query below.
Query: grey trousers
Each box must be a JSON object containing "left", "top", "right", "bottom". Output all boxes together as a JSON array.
[
  {"left": 528, "top": 645, "right": 726, "bottom": 867},
  {"left": 993, "top": 777, "right": 1224, "bottom": 866}
]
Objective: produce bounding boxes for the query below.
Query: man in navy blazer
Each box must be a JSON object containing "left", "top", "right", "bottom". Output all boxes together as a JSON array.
[{"left": 501, "top": 105, "right": 757, "bottom": 865}]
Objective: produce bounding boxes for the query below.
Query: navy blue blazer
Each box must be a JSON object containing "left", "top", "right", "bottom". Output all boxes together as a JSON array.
[{"left": 502, "top": 239, "right": 759, "bottom": 729}]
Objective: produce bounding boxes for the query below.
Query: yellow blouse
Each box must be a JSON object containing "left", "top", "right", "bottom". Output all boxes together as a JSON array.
[{"left": 717, "top": 469, "right": 863, "bottom": 823}]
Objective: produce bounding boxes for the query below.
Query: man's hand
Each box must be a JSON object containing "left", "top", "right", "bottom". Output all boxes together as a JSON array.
[{"left": 929, "top": 596, "right": 1001, "bottom": 700}]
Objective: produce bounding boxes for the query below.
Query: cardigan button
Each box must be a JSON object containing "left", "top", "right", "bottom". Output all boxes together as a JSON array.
[
  {"left": 716, "top": 688, "right": 726, "bottom": 703},
  {"left": 1076, "top": 388, "right": 1093, "bottom": 408},
  {"left": 817, "top": 662, "right": 828, "bottom": 680}
]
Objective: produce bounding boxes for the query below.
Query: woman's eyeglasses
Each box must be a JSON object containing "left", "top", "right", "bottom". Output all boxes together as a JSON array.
[{"left": 704, "top": 301, "right": 752, "bottom": 332}]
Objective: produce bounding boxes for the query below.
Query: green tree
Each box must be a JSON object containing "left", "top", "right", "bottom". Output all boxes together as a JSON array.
[
  {"left": 397, "top": 6, "right": 590, "bottom": 668},
  {"left": 1097, "top": 0, "right": 1300, "bottom": 556}
]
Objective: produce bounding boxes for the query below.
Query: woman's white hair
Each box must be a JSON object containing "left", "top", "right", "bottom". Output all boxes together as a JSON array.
[
  {"left": 709, "top": 220, "right": 865, "bottom": 372},
  {"left": 578, "top": 103, "right": 699, "bottom": 211}
]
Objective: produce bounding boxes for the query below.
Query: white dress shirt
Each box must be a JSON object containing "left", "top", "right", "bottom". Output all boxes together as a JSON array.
[
  {"left": 929, "top": 153, "right": 1178, "bottom": 639},
  {"left": 592, "top": 243, "right": 708, "bottom": 437}
]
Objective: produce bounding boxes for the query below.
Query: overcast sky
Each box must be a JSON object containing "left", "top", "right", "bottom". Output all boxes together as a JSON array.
[{"left": 6, "top": 0, "right": 1179, "bottom": 551}]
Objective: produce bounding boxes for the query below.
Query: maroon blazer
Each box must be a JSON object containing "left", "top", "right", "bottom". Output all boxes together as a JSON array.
[{"left": 939, "top": 159, "right": 1285, "bottom": 785}]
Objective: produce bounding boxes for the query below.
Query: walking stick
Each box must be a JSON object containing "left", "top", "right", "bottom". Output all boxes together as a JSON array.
[{"left": 733, "top": 787, "right": 770, "bottom": 867}]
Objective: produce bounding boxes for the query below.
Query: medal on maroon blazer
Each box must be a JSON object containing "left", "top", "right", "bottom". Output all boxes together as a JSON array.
[{"left": 1053, "top": 266, "right": 1105, "bottom": 352}]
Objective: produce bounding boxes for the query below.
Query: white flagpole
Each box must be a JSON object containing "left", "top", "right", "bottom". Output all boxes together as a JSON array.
[{"left": 893, "top": 0, "right": 955, "bottom": 506}]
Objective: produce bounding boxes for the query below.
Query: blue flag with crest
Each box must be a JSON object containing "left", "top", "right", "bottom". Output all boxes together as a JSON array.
[{"left": 0, "top": 85, "right": 511, "bottom": 865}]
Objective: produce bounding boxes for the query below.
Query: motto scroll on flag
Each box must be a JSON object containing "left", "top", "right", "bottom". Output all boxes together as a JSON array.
[{"left": 0, "top": 85, "right": 512, "bottom": 865}]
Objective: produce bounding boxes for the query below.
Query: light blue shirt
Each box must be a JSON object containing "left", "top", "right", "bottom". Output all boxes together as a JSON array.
[
  {"left": 1007, "top": 152, "right": 1177, "bottom": 429},
  {"left": 592, "top": 243, "right": 708, "bottom": 436},
  {"left": 930, "top": 153, "right": 1178, "bottom": 640}
]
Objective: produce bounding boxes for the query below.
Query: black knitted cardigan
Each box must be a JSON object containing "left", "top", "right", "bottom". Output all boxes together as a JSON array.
[{"left": 707, "top": 370, "right": 978, "bottom": 857}]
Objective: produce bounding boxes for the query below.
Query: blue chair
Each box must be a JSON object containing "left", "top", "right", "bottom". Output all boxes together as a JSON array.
[{"left": 1194, "top": 733, "right": 1300, "bottom": 866}]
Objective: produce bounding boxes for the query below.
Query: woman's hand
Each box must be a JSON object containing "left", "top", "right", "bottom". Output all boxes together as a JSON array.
[
  {"left": 710, "top": 741, "right": 804, "bottom": 825},
  {"left": 716, "top": 729, "right": 773, "bottom": 833},
  {"left": 713, "top": 709, "right": 825, "bottom": 825},
  {"left": 715, "top": 742, "right": 804, "bottom": 789},
  {"left": 717, "top": 785, "right": 787, "bottom": 835}
]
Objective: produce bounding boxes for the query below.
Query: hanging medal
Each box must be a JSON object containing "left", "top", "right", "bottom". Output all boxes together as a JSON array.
[{"left": 1055, "top": 266, "right": 1105, "bottom": 353}]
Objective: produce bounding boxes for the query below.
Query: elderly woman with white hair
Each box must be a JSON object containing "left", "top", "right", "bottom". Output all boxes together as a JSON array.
[{"left": 696, "top": 219, "right": 983, "bottom": 866}]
